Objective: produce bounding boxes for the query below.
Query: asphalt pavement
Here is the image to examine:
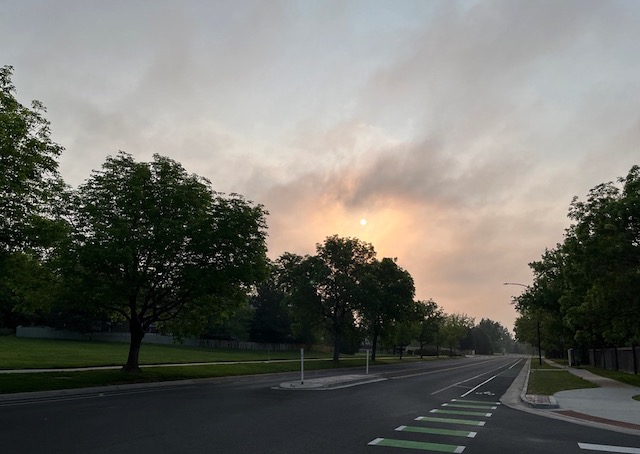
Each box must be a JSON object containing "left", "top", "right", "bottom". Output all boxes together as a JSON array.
[
  {"left": 279, "top": 356, "right": 640, "bottom": 435},
  {"left": 1, "top": 356, "right": 639, "bottom": 436}
]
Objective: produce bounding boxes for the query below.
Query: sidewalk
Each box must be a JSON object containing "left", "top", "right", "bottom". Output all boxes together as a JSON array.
[{"left": 518, "top": 358, "right": 640, "bottom": 434}]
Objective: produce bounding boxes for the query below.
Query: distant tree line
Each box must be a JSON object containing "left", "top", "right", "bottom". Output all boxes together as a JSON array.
[
  {"left": 1, "top": 65, "right": 515, "bottom": 371},
  {"left": 514, "top": 165, "right": 640, "bottom": 359}
]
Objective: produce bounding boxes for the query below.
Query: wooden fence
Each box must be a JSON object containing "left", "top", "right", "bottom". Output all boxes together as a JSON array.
[{"left": 586, "top": 346, "right": 639, "bottom": 375}]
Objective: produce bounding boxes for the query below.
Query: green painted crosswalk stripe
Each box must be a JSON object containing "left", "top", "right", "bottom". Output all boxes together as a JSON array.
[
  {"left": 431, "top": 409, "right": 492, "bottom": 417},
  {"left": 396, "top": 425, "right": 477, "bottom": 438},
  {"left": 416, "top": 416, "right": 486, "bottom": 427},
  {"left": 451, "top": 399, "right": 500, "bottom": 405},
  {"left": 443, "top": 403, "right": 497, "bottom": 410},
  {"left": 368, "top": 437, "right": 465, "bottom": 452}
]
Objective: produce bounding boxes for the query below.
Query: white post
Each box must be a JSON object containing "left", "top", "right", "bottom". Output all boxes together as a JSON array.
[
  {"left": 300, "top": 348, "right": 304, "bottom": 384},
  {"left": 366, "top": 349, "right": 370, "bottom": 375}
]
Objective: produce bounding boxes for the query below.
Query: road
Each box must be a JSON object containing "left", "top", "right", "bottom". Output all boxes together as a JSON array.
[{"left": 1, "top": 356, "right": 639, "bottom": 453}]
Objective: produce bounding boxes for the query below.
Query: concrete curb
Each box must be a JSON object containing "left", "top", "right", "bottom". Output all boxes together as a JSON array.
[{"left": 278, "top": 374, "right": 386, "bottom": 391}]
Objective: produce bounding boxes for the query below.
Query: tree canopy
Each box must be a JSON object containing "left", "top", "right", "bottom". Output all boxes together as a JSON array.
[
  {"left": 514, "top": 165, "right": 640, "bottom": 353},
  {"left": 286, "top": 235, "right": 376, "bottom": 361},
  {"left": 0, "top": 65, "right": 65, "bottom": 254},
  {"left": 0, "top": 65, "right": 67, "bottom": 330},
  {"left": 358, "top": 257, "right": 416, "bottom": 360},
  {"left": 64, "top": 152, "right": 269, "bottom": 370}
]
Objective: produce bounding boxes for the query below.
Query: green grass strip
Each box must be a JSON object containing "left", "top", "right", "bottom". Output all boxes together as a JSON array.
[
  {"left": 582, "top": 366, "right": 640, "bottom": 388},
  {"left": 0, "top": 336, "right": 334, "bottom": 369},
  {"left": 0, "top": 359, "right": 368, "bottom": 394},
  {"left": 527, "top": 369, "right": 597, "bottom": 395},
  {"left": 369, "top": 438, "right": 464, "bottom": 452}
]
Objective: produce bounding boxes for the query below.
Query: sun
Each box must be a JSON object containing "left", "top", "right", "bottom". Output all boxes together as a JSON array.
[{"left": 360, "top": 218, "right": 367, "bottom": 226}]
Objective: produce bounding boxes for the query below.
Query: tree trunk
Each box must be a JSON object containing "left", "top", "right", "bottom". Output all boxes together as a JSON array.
[
  {"left": 123, "top": 314, "right": 145, "bottom": 372},
  {"left": 332, "top": 329, "right": 340, "bottom": 362},
  {"left": 371, "top": 334, "right": 378, "bottom": 362}
]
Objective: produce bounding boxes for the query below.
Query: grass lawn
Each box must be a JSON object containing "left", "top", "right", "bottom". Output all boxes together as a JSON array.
[
  {"left": 0, "top": 336, "right": 434, "bottom": 394},
  {"left": 527, "top": 357, "right": 640, "bottom": 396},
  {"left": 526, "top": 368, "right": 597, "bottom": 395},
  {"left": 527, "top": 358, "right": 598, "bottom": 396},
  {"left": 0, "top": 357, "right": 384, "bottom": 394},
  {"left": 582, "top": 366, "right": 640, "bottom": 388},
  {"left": 0, "top": 336, "right": 332, "bottom": 369}
]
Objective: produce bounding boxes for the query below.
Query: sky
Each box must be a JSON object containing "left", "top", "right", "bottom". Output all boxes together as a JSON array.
[{"left": 3, "top": 0, "right": 640, "bottom": 334}]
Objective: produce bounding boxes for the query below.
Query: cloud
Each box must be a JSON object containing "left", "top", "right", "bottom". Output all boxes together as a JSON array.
[{"left": 4, "top": 0, "right": 640, "bottom": 333}]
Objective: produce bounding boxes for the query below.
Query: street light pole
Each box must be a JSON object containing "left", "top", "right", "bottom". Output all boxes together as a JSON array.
[{"left": 504, "top": 282, "right": 542, "bottom": 366}]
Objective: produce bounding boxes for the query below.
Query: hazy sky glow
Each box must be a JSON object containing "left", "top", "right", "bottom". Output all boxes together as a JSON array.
[{"left": 3, "top": 0, "right": 640, "bottom": 332}]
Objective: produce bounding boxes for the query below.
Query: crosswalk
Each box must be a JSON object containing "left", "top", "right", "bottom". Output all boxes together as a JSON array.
[
  {"left": 367, "top": 398, "right": 640, "bottom": 453},
  {"left": 368, "top": 398, "right": 499, "bottom": 452}
]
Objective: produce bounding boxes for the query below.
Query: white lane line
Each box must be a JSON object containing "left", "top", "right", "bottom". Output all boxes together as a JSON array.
[
  {"left": 507, "top": 359, "right": 522, "bottom": 370},
  {"left": 451, "top": 399, "right": 501, "bottom": 405},
  {"left": 578, "top": 443, "right": 640, "bottom": 453},
  {"left": 460, "top": 375, "right": 497, "bottom": 398},
  {"left": 431, "top": 371, "right": 493, "bottom": 395}
]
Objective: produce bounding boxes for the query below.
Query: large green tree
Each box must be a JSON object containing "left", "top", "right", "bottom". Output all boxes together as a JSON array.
[
  {"left": 474, "top": 319, "right": 511, "bottom": 355},
  {"left": 288, "top": 235, "right": 376, "bottom": 361},
  {"left": 248, "top": 260, "right": 294, "bottom": 344},
  {"left": 0, "top": 65, "right": 67, "bottom": 329},
  {"left": 562, "top": 166, "right": 640, "bottom": 346},
  {"left": 441, "top": 313, "right": 475, "bottom": 356},
  {"left": 515, "top": 165, "right": 640, "bottom": 352},
  {"left": 0, "top": 65, "right": 65, "bottom": 253},
  {"left": 65, "top": 152, "right": 268, "bottom": 371},
  {"left": 359, "top": 257, "right": 415, "bottom": 360},
  {"left": 414, "top": 299, "right": 444, "bottom": 358}
]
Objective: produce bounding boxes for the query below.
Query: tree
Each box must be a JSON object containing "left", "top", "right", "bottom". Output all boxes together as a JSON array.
[
  {"left": 1, "top": 65, "right": 67, "bottom": 330},
  {"left": 384, "top": 315, "right": 418, "bottom": 360},
  {"left": 358, "top": 257, "right": 416, "bottom": 360},
  {"left": 414, "top": 299, "right": 444, "bottom": 358},
  {"left": 475, "top": 319, "right": 510, "bottom": 355},
  {"left": 516, "top": 166, "right": 640, "bottom": 350},
  {"left": 562, "top": 166, "right": 640, "bottom": 346},
  {"left": 65, "top": 152, "right": 268, "bottom": 371},
  {"left": 288, "top": 235, "right": 376, "bottom": 362},
  {"left": 441, "top": 313, "right": 474, "bottom": 356},
  {"left": 514, "top": 165, "right": 640, "bottom": 355},
  {"left": 249, "top": 261, "right": 294, "bottom": 344},
  {"left": 200, "top": 301, "right": 255, "bottom": 341},
  {"left": 0, "top": 65, "right": 65, "bottom": 253}
]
